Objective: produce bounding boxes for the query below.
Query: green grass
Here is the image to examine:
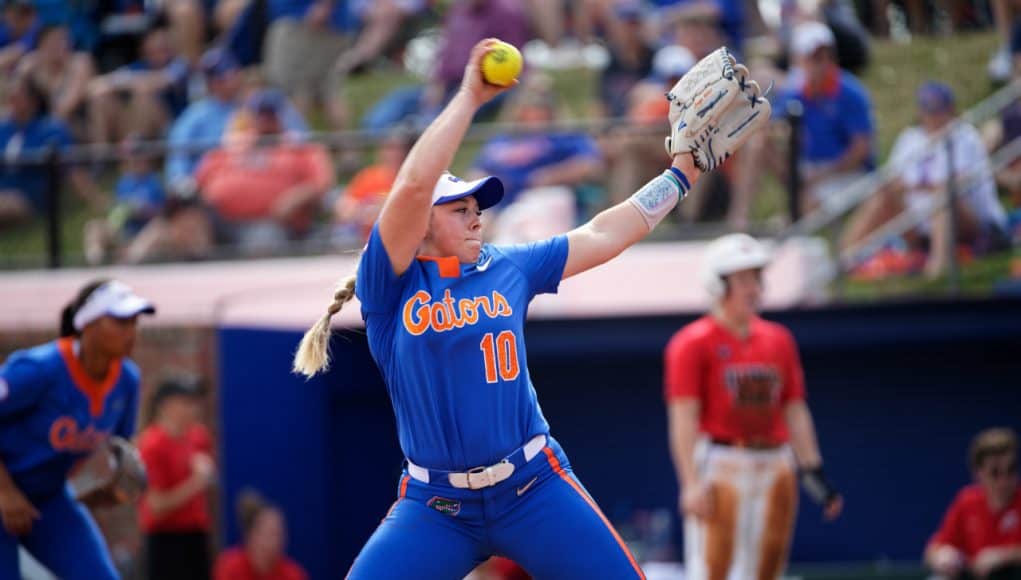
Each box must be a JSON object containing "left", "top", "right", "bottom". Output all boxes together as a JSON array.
[
  {"left": 840, "top": 249, "right": 1015, "bottom": 300},
  {"left": 859, "top": 32, "right": 1001, "bottom": 158}
]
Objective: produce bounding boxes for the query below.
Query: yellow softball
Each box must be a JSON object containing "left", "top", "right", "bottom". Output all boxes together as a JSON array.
[{"left": 481, "top": 41, "right": 523, "bottom": 87}]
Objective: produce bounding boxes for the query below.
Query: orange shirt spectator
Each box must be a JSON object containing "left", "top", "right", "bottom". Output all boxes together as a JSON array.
[
  {"left": 197, "top": 90, "right": 335, "bottom": 234},
  {"left": 196, "top": 142, "right": 334, "bottom": 229},
  {"left": 334, "top": 133, "right": 409, "bottom": 241}
]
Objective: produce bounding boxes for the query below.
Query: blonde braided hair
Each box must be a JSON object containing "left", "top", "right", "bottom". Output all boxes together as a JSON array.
[{"left": 292, "top": 274, "right": 357, "bottom": 377}]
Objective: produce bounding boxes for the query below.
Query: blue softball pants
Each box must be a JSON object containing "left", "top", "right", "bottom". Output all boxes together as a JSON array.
[
  {"left": 0, "top": 485, "right": 119, "bottom": 580},
  {"left": 346, "top": 437, "right": 645, "bottom": 579}
]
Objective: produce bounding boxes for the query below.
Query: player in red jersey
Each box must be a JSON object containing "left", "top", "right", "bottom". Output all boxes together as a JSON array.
[
  {"left": 663, "top": 233, "right": 842, "bottom": 580},
  {"left": 926, "top": 428, "right": 1021, "bottom": 580}
]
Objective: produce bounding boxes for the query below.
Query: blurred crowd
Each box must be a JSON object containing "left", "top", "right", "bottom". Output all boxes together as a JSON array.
[{"left": 0, "top": 0, "right": 1018, "bottom": 282}]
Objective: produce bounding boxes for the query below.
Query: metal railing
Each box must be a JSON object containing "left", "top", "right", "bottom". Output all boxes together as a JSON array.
[{"left": 777, "top": 79, "right": 1021, "bottom": 294}]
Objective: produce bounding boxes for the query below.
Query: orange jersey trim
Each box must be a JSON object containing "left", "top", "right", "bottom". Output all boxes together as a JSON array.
[
  {"left": 416, "top": 255, "right": 461, "bottom": 278},
  {"left": 543, "top": 447, "right": 646, "bottom": 579},
  {"left": 57, "top": 338, "right": 122, "bottom": 418}
]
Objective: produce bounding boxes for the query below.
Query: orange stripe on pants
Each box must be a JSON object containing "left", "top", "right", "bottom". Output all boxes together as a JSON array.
[{"left": 543, "top": 447, "right": 646, "bottom": 579}]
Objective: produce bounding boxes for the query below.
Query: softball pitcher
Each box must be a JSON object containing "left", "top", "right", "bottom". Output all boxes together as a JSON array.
[
  {"left": 664, "top": 234, "right": 843, "bottom": 580},
  {"left": 0, "top": 279, "right": 154, "bottom": 579},
  {"left": 294, "top": 40, "right": 770, "bottom": 579}
]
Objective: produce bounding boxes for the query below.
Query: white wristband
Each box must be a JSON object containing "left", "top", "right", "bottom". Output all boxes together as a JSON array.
[{"left": 627, "top": 170, "right": 689, "bottom": 230}]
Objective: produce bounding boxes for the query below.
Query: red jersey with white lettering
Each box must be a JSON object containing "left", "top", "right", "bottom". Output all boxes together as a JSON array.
[
  {"left": 930, "top": 485, "right": 1021, "bottom": 561},
  {"left": 663, "top": 316, "right": 805, "bottom": 445}
]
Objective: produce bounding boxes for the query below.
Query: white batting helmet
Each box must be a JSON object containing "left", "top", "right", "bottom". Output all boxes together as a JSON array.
[{"left": 700, "top": 233, "right": 771, "bottom": 298}]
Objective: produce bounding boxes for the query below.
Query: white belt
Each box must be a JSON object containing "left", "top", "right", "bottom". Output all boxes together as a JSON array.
[{"left": 407, "top": 434, "right": 547, "bottom": 490}]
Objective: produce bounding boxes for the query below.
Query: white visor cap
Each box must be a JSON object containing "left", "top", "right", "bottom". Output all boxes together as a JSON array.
[{"left": 73, "top": 281, "right": 156, "bottom": 331}]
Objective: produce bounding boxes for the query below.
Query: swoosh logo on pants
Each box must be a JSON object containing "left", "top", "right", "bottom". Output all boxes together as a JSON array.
[{"left": 517, "top": 476, "right": 538, "bottom": 496}]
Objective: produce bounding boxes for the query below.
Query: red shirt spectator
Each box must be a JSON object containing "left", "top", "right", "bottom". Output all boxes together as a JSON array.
[
  {"left": 196, "top": 141, "right": 334, "bottom": 228},
  {"left": 214, "top": 547, "right": 307, "bottom": 580},
  {"left": 138, "top": 376, "right": 216, "bottom": 580},
  {"left": 664, "top": 315, "right": 805, "bottom": 446},
  {"left": 926, "top": 428, "right": 1021, "bottom": 578},
  {"left": 215, "top": 489, "right": 307, "bottom": 580},
  {"left": 930, "top": 484, "right": 1021, "bottom": 561},
  {"left": 196, "top": 90, "right": 335, "bottom": 234},
  {"left": 138, "top": 422, "right": 213, "bottom": 533}
]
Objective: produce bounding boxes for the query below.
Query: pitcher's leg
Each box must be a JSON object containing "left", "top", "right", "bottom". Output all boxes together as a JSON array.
[
  {"left": 493, "top": 448, "right": 645, "bottom": 580},
  {"left": 347, "top": 480, "right": 486, "bottom": 580}
]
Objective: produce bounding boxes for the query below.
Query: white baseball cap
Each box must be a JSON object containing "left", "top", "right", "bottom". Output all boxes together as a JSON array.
[
  {"left": 432, "top": 173, "right": 504, "bottom": 210},
  {"left": 791, "top": 21, "right": 835, "bottom": 58},
  {"left": 73, "top": 280, "right": 155, "bottom": 331}
]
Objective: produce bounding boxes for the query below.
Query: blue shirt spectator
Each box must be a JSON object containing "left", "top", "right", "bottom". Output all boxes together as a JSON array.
[
  {"left": 650, "top": 0, "right": 744, "bottom": 55},
  {"left": 474, "top": 132, "right": 602, "bottom": 207},
  {"left": 775, "top": 67, "right": 875, "bottom": 168},
  {"left": 0, "top": 85, "right": 72, "bottom": 215},
  {"left": 267, "top": 0, "right": 357, "bottom": 32},
  {"left": 114, "top": 170, "right": 165, "bottom": 235},
  {"left": 117, "top": 55, "right": 190, "bottom": 117}
]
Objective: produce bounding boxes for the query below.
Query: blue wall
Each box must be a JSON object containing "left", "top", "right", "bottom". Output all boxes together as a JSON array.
[{"left": 218, "top": 298, "right": 1021, "bottom": 578}]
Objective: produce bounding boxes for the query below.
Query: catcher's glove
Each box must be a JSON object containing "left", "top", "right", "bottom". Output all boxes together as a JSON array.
[
  {"left": 70, "top": 436, "right": 147, "bottom": 508},
  {"left": 664, "top": 47, "right": 772, "bottom": 172}
]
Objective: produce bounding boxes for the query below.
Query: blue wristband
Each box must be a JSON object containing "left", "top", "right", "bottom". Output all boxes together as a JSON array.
[{"left": 668, "top": 166, "right": 691, "bottom": 192}]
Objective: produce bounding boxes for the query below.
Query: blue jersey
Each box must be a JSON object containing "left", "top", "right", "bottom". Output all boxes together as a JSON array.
[
  {"left": 357, "top": 224, "right": 569, "bottom": 471},
  {"left": 0, "top": 339, "right": 140, "bottom": 499}
]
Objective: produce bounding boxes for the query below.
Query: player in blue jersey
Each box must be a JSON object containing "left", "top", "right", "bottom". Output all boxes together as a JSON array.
[
  {"left": 293, "top": 40, "right": 765, "bottom": 578},
  {"left": 0, "top": 278, "right": 155, "bottom": 579}
]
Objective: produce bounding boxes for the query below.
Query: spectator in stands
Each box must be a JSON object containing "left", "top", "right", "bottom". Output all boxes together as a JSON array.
[
  {"left": 262, "top": 0, "right": 389, "bottom": 130},
  {"left": 138, "top": 374, "right": 216, "bottom": 580},
  {"left": 88, "top": 23, "right": 189, "bottom": 143},
  {"left": 429, "top": 0, "right": 530, "bottom": 108},
  {"left": 90, "top": 0, "right": 160, "bottom": 73},
  {"left": 926, "top": 428, "right": 1021, "bottom": 579},
  {"left": 16, "top": 25, "right": 95, "bottom": 140},
  {"left": 843, "top": 82, "right": 1008, "bottom": 279},
  {"left": 653, "top": 0, "right": 742, "bottom": 58},
  {"left": 165, "top": 46, "right": 245, "bottom": 198},
  {"left": 333, "top": 131, "right": 411, "bottom": 244},
  {"left": 774, "top": 21, "right": 874, "bottom": 216},
  {"left": 0, "top": 0, "right": 39, "bottom": 74},
  {"left": 469, "top": 75, "right": 602, "bottom": 242},
  {"left": 163, "top": 0, "right": 206, "bottom": 64},
  {"left": 361, "top": 0, "right": 529, "bottom": 132},
  {"left": 214, "top": 489, "right": 307, "bottom": 580},
  {"left": 165, "top": 47, "right": 308, "bottom": 200},
  {"left": 596, "top": 0, "right": 654, "bottom": 119},
  {"left": 0, "top": 74, "right": 100, "bottom": 227},
  {"left": 194, "top": 89, "right": 335, "bottom": 256},
  {"left": 83, "top": 135, "right": 166, "bottom": 265},
  {"left": 331, "top": 0, "right": 426, "bottom": 78},
  {"left": 602, "top": 45, "right": 692, "bottom": 207}
]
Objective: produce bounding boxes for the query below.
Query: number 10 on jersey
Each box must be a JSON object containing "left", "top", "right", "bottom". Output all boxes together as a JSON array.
[{"left": 480, "top": 331, "right": 520, "bottom": 383}]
